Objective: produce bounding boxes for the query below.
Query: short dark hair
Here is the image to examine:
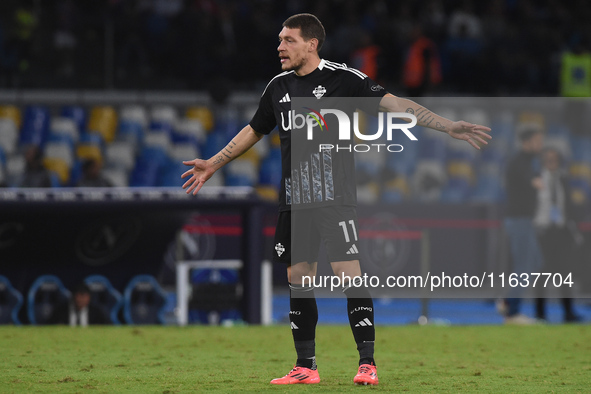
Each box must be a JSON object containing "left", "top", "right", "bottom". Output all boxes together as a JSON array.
[
  {"left": 283, "top": 13, "right": 326, "bottom": 52},
  {"left": 74, "top": 283, "right": 91, "bottom": 295},
  {"left": 519, "top": 128, "right": 542, "bottom": 142}
]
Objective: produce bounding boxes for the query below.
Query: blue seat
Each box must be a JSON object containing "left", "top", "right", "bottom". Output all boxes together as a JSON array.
[
  {"left": 0, "top": 276, "right": 23, "bottom": 325},
  {"left": 118, "top": 119, "right": 145, "bottom": 146},
  {"left": 440, "top": 177, "right": 472, "bottom": 203},
  {"left": 149, "top": 120, "right": 174, "bottom": 135},
  {"left": 129, "top": 147, "right": 169, "bottom": 187},
  {"left": 381, "top": 188, "right": 405, "bottom": 203},
  {"left": 259, "top": 153, "right": 282, "bottom": 188},
  {"left": 418, "top": 136, "right": 446, "bottom": 161},
  {"left": 547, "top": 123, "right": 570, "bottom": 139},
  {"left": 202, "top": 130, "right": 227, "bottom": 159},
  {"left": 386, "top": 147, "right": 416, "bottom": 177},
  {"left": 61, "top": 105, "right": 87, "bottom": 133},
  {"left": 79, "top": 132, "right": 104, "bottom": 147},
  {"left": 157, "top": 161, "right": 186, "bottom": 187},
  {"left": 20, "top": 105, "right": 51, "bottom": 147},
  {"left": 130, "top": 160, "right": 160, "bottom": 187},
  {"left": 123, "top": 275, "right": 167, "bottom": 325},
  {"left": 170, "top": 131, "right": 199, "bottom": 147},
  {"left": 47, "top": 133, "right": 76, "bottom": 150},
  {"left": 570, "top": 135, "right": 591, "bottom": 163},
  {"left": 470, "top": 175, "right": 503, "bottom": 203},
  {"left": 27, "top": 275, "right": 71, "bottom": 325},
  {"left": 84, "top": 275, "right": 123, "bottom": 325},
  {"left": 225, "top": 173, "right": 255, "bottom": 187}
]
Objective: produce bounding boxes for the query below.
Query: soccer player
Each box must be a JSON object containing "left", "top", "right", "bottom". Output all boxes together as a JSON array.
[{"left": 182, "top": 13, "right": 491, "bottom": 386}]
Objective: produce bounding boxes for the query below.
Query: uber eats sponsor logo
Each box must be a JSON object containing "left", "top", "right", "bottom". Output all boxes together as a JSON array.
[
  {"left": 350, "top": 306, "right": 373, "bottom": 314},
  {"left": 281, "top": 108, "right": 418, "bottom": 153}
]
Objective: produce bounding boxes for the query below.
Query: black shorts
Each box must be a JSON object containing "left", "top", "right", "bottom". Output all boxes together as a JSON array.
[{"left": 273, "top": 205, "right": 360, "bottom": 265}]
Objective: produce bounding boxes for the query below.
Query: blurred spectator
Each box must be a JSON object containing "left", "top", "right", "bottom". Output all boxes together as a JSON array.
[
  {"left": 0, "top": 0, "right": 590, "bottom": 94},
  {"left": 534, "top": 148, "right": 583, "bottom": 322},
  {"left": 350, "top": 30, "right": 381, "bottom": 81},
  {"left": 403, "top": 24, "right": 442, "bottom": 97},
  {"left": 53, "top": 0, "right": 79, "bottom": 79},
  {"left": 20, "top": 145, "right": 51, "bottom": 188},
  {"left": 77, "top": 159, "right": 113, "bottom": 187},
  {"left": 448, "top": 0, "right": 482, "bottom": 39},
  {"left": 500, "top": 129, "right": 544, "bottom": 325},
  {"left": 445, "top": 22, "right": 483, "bottom": 93},
  {"left": 48, "top": 282, "right": 109, "bottom": 326}
]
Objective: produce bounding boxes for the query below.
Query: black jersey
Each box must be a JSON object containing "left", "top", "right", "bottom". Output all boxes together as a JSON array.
[{"left": 249, "top": 59, "right": 388, "bottom": 211}]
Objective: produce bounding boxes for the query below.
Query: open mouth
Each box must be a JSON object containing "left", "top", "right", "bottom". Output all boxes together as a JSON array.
[{"left": 279, "top": 55, "right": 289, "bottom": 64}]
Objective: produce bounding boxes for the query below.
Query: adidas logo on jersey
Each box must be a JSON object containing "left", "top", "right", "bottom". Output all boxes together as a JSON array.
[
  {"left": 279, "top": 93, "right": 291, "bottom": 103},
  {"left": 346, "top": 244, "right": 359, "bottom": 255},
  {"left": 355, "top": 318, "right": 373, "bottom": 327},
  {"left": 290, "top": 322, "right": 299, "bottom": 329}
]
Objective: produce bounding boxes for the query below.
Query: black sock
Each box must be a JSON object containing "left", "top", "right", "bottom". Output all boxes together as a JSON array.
[
  {"left": 290, "top": 283, "right": 318, "bottom": 369},
  {"left": 343, "top": 277, "right": 376, "bottom": 366}
]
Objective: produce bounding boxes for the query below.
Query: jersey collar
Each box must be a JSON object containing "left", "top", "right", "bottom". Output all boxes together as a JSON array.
[{"left": 318, "top": 59, "right": 326, "bottom": 70}]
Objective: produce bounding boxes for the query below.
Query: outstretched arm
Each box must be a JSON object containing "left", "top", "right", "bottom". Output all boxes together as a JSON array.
[
  {"left": 181, "top": 124, "right": 264, "bottom": 195},
  {"left": 379, "top": 94, "right": 492, "bottom": 149}
]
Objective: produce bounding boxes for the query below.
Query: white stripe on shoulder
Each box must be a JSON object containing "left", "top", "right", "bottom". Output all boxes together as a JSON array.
[
  {"left": 324, "top": 60, "right": 367, "bottom": 79},
  {"left": 261, "top": 71, "right": 294, "bottom": 96}
]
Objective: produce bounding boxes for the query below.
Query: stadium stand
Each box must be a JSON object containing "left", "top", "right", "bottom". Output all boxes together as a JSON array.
[
  {"left": 0, "top": 118, "right": 19, "bottom": 155},
  {"left": 0, "top": 98, "right": 588, "bottom": 206},
  {"left": 20, "top": 105, "right": 50, "bottom": 147},
  {"left": 88, "top": 106, "right": 118, "bottom": 143},
  {"left": 27, "top": 275, "right": 71, "bottom": 325},
  {"left": 60, "top": 106, "right": 87, "bottom": 134},
  {"left": 0, "top": 105, "right": 22, "bottom": 129},
  {"left": 0, "top": 276, "right": 23, "bottom": 325},
  {"left": 122, "top": 275, "right": 167, "bottom": 325},
  {"left": 186, "top": 106, "right": 214, "bottom": 132},
  {"left": 50, "top": 117, "right": 79, "bottom": 145}
]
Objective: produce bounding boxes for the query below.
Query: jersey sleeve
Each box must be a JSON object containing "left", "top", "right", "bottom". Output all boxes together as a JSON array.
[
  {"left": 249, "top": 82, "right": 277, "bottom": 135},
  {"left": 348, "top": 72, "right": 388, "bottom": 115},
  {"left": 355, "top": 74, "right": 388, "bottom": 98}
]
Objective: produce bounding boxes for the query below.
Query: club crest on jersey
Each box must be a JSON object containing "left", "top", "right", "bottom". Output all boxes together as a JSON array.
[
  {"left": 313, "top": 85, "right": 326, "bottom": 99},
  {"left": 275, "top": 243, "right": 285, "bottom": 256}
]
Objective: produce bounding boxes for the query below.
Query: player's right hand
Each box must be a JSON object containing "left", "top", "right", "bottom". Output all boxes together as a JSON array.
[{"left": 181, "top": 158, "right": 213, "bottom": 195}]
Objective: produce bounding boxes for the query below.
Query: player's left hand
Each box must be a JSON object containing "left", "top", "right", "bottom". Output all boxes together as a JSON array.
[{"left": 447, "top": 121, "right": 492, "bottom": 150}]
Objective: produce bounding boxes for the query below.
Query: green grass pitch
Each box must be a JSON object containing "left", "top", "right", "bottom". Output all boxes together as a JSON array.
[{"left": 1, "top": 325, "right": 590, "bottom": 393}]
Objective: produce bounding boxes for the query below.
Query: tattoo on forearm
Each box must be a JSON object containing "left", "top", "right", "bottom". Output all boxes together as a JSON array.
[
  {"left": 222, "top": 151, "right": 231, "bottom": 159},
  {"left": 405, "top": 108, "right": 415, "bottom": 114},
  {"left": 422, "top": 115, "right": 433, "bottom": 125},
  {"left": 223, "top": 139, "right": 237, "bottom": 156},
  {"left": 425, "top": 117, "right": 434, "bottom": 127},
  {"left": 435, "top": 122, "right": 446, "bottom": 131},
  {"left": 213, "top": 155, "right": 224, "bottom": 164},
  {"left": 418, "top": 111, "right": 432, "bottom": 122}
]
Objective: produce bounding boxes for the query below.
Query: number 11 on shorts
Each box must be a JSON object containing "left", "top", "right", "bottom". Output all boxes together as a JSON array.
[{"left": 339, "top": 220, "right": 358, "bottom": 243}]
